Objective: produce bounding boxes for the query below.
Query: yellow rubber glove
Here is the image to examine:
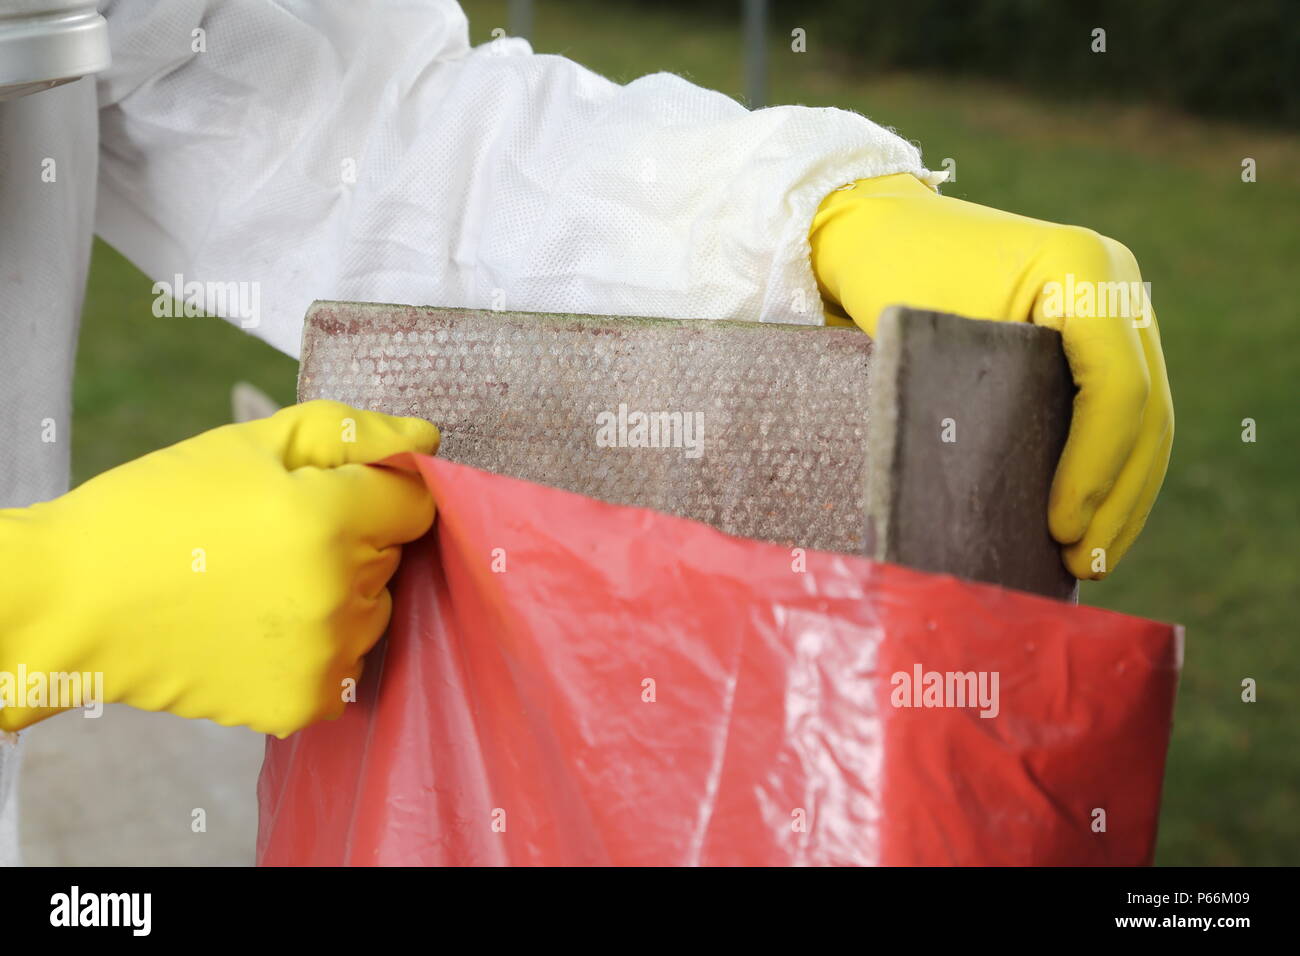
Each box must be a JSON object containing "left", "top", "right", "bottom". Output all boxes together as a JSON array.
[
  {"left": 0, "top": 400, "right": 438, "bottom": 736},
  {"left": 810, "top": 173, "right": 1173, "bottom": 580}
]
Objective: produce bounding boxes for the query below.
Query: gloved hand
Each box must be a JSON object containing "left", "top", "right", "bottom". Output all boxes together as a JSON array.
[
  {"left": 0, "top": 400, "right": 438, "bottom": 736},
  {"left": 810, "top": 173, "right": 1173, "bottom": 580}
]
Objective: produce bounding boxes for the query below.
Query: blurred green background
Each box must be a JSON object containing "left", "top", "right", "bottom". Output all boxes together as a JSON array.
[
  {"left": 636, "top": 0, "right": 1299, "bottom": 127},
  {"left": 73, "top": 0, "right": 1298, "bottom": 864}
]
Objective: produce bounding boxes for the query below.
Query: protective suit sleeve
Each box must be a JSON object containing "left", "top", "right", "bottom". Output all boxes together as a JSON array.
[{"left": 93, "top": 0, "right": 940, "bottom": 358}]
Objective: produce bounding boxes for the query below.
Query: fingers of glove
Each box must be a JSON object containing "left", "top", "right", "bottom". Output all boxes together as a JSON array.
[
  {"left": 260, "top": 595, "right": 391, "bottom": 739},
  {"left": 1062, "top": 421, "right": 1172, "bottom": 579},
  {"left": 353, "top": 544, "right": 404, "bottom": 600},
  {"left": 255, "top": 400, "right": 440, "bottom": 470},
  {"left": 1058, "top": 398, "right": 1166, "bottom": 579},
  {"left": 1046, "top": 322, "right": 1149, "bottom": 544},
  {"left": 264, "top": 615, "right": 385, "bottom": 737},
  {"left": 1037, "top": 233, "right": 1153, "bottom": 544},
  {"left": 264, "top": 692, "right": 345, "bottom": 739},
  {"left": 1061, "top": 306, "right": 1174, "bottom": 576},
  {"left": 1106, "top": 421, "right": 1174, "bottom": 566},
  {"left": 340, "top": 587, "right": 395, "bottom": 664},
  {"left": 292, "top": 461, "right": 436, "bottom": 548}
]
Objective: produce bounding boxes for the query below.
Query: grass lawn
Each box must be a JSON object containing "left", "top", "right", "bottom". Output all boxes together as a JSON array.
[{"left": 72, "top": 0, "right": 1298, "bottom": 864}]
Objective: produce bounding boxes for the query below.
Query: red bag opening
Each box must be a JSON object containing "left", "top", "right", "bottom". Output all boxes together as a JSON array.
[{"left": 257, "top": 455, "right": 1182, "bottom": 866}]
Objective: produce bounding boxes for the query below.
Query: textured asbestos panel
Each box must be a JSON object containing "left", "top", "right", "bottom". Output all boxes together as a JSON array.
[
  {"left": 299, "top": 301, "right": 874, "bottom": 555},
  {"left": 299, "top": 301, "right": 1075, "bottom": 600}
]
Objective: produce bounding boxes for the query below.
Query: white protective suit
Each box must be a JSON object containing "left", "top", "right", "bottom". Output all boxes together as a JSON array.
[{"left": 0, "top": 0, "right": 938, "bottom": 865}]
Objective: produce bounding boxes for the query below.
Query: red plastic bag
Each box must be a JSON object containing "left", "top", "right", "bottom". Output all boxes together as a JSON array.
[{"left": 257, "top": 455, "right": 1182, "bottom": 866}]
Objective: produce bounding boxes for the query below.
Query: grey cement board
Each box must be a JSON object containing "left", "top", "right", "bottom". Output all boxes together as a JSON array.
[
  {"left": 868, "top": 307, "right": 1077, "bottom": 602},
  {"left": 299, "top": 300, "right": 1076, "bottom": 601}
]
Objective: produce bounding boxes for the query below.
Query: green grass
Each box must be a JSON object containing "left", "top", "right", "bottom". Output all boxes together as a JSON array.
[
  {"left": 72, "top": 248, "right": 298, "bottom": 480},
  {"left": 74, "top": 0, "right": 1298, "bottom": 864}
]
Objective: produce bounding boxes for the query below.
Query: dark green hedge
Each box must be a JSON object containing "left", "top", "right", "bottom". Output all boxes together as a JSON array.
[{"left": 621, "top": 0, "right": 1299, "bottom": 127}]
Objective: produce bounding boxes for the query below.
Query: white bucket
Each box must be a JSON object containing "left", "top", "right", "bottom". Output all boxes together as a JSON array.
[{"left": 0, "top": 1, "right": 109, "bottom": 100}]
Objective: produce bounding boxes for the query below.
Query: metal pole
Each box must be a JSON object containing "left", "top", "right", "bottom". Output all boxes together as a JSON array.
[
  {"left": 743, "top": 0, "right": 768, "bottom": 109},
  {"left": 508, "top": 0, "right": 534, "bottom": 41}
]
